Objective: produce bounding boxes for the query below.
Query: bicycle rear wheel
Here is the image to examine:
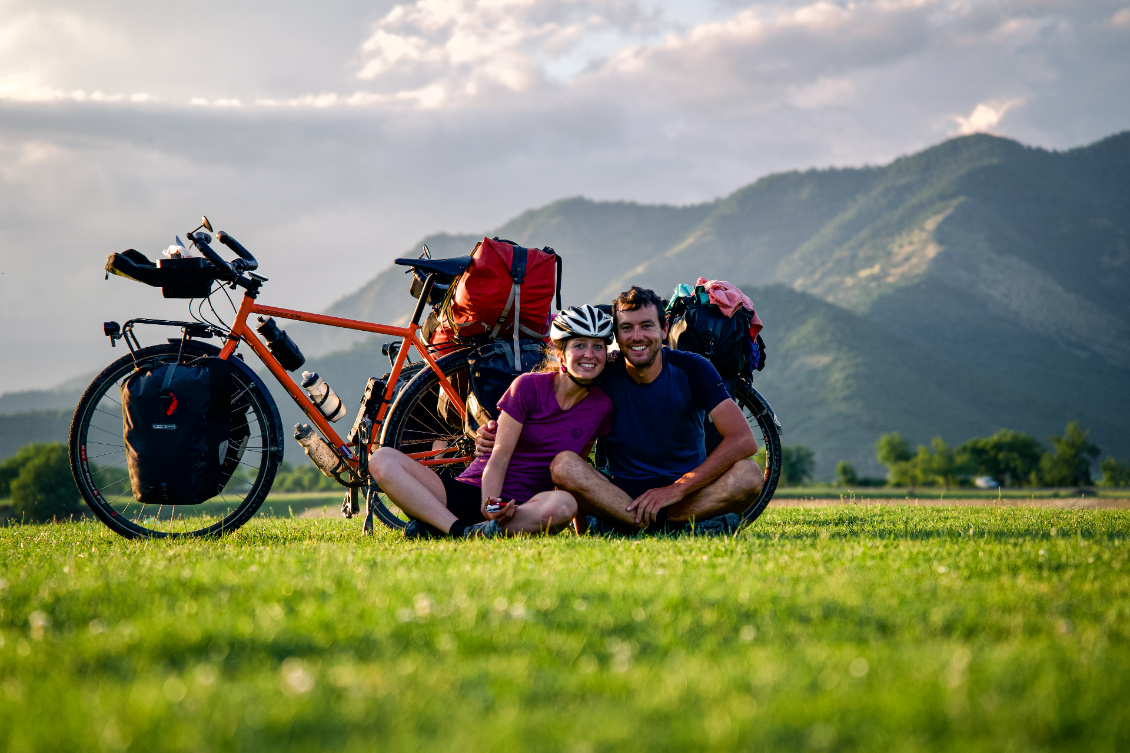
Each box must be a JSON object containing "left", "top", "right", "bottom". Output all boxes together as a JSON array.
[
  {"left": 731, "top": 382, "right": 782, "bottom": 525},
  {"left": 69, "top": 342, "right": 283, "bottom": 538},
  {"left": 367, "top": 351, "right": 474, "bottom": 531}
]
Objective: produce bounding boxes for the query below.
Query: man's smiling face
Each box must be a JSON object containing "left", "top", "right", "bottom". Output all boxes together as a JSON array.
[{"left": 615, "top": 304, "right": 666, "bottom": 371}]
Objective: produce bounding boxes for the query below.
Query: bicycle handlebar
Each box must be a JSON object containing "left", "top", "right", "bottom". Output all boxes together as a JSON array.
[
  {"left": 217, "top": 231, "right": 258, "bottom": 271},
  {"left": 188, "top": 232, "right": 236, "bottom": 281}
]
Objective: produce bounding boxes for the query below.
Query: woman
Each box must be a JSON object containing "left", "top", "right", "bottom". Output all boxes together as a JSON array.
[{"left": 369, "top": 304, "right": 615, "bottom": 538}]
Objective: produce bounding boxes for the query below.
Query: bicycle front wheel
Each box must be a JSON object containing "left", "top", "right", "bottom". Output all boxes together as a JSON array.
[
  {"left": 367, "top": 351, "right": 474, "bottom": 531},
  {"left": 69, "top": 342, "right": 283, "bottom": 538}
]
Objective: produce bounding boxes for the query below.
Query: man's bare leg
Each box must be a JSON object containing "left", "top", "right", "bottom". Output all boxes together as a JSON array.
[
  {"left": 665, "top": 458, "right": 764, "bottom": 523},
  {"left": 549, "top": 452, "right": 643, "bottom": 528},
  {"left": 551, "top": 452, "right": 764, "bottom": 529}
]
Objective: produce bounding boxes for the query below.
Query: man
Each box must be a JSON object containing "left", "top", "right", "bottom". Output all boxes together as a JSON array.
[{"left": 481, "top": 286, "right": 764, "bottom": 534}]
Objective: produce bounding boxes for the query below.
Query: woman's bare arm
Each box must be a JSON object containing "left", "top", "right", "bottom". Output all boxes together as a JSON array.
[{"left": 480, "top": 410, "right": 523, "bottom": 516}]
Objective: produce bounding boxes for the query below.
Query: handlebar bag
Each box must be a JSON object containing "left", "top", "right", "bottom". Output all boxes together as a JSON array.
[
  {"left": 104, "top": 250, "right": 215, "bottom": 299},
  {"left": 667, "top": 285, "right": 766, "bottom": 380},
  {"left": 121, "top": 357, "right": 232, "bottom": 505},
  {"left": 431, "top": 238, "right": 562, "bottom": 360}
]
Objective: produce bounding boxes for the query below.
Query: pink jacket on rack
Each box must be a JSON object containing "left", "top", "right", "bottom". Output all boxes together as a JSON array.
[{"left": 696, "top": 277, "right": 763, "bottom": 338}]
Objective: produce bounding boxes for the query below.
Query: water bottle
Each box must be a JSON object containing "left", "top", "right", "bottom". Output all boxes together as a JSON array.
[
  {"left": 294, "top": 424, "right": 346, "bottom": 478},
  {"left": 255, "top": 317, "right": 306, "bottom": 372},
  {"left": 301, "top": 371, "right": 347, "bottom": 422}
]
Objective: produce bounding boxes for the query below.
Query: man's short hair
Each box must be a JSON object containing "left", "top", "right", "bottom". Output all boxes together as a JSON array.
[{"left": 612, "top": 286, "right": 666, "bottom": 327}]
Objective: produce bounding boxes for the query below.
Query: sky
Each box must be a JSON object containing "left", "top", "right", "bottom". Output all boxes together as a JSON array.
[{"left": 1, "top": 0, "right": 1128, "bottom": 394}]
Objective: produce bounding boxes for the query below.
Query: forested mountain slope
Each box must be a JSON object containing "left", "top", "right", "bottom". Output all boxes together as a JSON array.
[{"left": 5, "top": 132, "right": 1127, "bottom": 477}]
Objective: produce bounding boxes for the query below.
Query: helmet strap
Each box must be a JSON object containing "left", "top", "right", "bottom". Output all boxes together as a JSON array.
[
  {"left": 567, "top": 371, "right": 592, "bottom": 390},
  {"left": 560, "top": 362, "right": 591, "bottom": 389}
]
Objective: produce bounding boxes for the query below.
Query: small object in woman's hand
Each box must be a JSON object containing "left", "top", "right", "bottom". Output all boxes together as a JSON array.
[{"left": 486, "top": 497, "right": 507, "bottom": 514}]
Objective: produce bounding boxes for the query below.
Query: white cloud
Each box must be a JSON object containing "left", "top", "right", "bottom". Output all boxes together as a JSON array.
[
  {"left": 952, "top": 99, "right": 1022, "bottom": 135},
  {"left": 0, "top": 0, "right": 1128, "bottom": 394},
  {"left": 1109, "top": 7, "right": 1130, "bottom": 28},
  {"left": 354, "top": 0, "right": 660, "bottom": 102}
]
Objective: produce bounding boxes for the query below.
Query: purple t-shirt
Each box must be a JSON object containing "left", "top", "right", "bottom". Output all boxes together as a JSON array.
[{"left": 458, "top": 372, "right": 612, "bottom": 503}]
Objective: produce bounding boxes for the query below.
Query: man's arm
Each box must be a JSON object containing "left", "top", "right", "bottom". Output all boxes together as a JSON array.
[{"left": 626, "top": 398, "right": 758, "bottom": 525}]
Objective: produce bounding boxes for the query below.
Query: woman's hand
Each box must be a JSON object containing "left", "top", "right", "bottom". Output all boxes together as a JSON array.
[{"left": 482, "top": 496, "right": 518, "bottom": 522}]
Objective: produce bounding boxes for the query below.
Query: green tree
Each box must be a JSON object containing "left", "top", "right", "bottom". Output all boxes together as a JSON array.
[
  {"left": 9, "top": 443, "right": 83, "bottom": 522},
  {"left": 1099, "top": 458, "right": 1130, "bottom": 488},
  {"left": 1, "top": 443, "right": 54, "bottom": 498},
  {"left": 916, "top": 437, "right": 967, "bottom": 491},
  {"left": 875, "top": 432, "right": 917, "bottom": 487},
  {"left": 835, "top": 460, "right": 859, "bottom": 486},
  {"left": 1038, "top": 421, "right": 1101, "bottom": 487},
  {"left": 957, "top": 429, "right": 1044, "bottom": 487},
  {"left": 780, "top": 445, "right": 816, "bottom": 486}
]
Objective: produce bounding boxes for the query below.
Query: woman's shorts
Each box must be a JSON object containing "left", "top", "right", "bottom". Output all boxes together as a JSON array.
[{"left": 440, "top": 475, "right": 487, "bottom": 523}]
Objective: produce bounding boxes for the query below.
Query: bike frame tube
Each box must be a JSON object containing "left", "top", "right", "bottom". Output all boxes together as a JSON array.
[{"left": 217, "top": 293, "right": 469, "bottom": 467}]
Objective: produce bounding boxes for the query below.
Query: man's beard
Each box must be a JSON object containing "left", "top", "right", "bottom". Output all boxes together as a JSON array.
[{"left": 624, "top": 343, "right": 660, "bottom": 370}]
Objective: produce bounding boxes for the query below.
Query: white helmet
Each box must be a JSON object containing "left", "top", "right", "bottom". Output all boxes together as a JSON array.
[{"left": 549, "top": 304, "right": 614, "bottom": 343}]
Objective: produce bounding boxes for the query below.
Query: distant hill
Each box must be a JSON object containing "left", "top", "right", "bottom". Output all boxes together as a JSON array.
[
  {"left": 294, "top": 131, "right": 1130, "bottom": 477},
  {"left": 0, "top": 410, "right": 72, "bottom": 461},
  {"left": 4, "top": 131, "right": 1128, "bottom": 477}
]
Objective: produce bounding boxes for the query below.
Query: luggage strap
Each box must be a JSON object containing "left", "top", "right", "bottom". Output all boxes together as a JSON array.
[{"left": 489, "top": 244, "right": 530, "bottom": 366}]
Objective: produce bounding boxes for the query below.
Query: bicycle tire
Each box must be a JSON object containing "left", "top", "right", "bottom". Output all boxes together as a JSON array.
[
  {"left": 731, "top": 381, "right": 782, "bottom": 525},
  {"left": 367, "top": 350, "right": 475, "bottom": 531},
  {"left": 69, "top": 341, "right": 283, "bottom": 539}
]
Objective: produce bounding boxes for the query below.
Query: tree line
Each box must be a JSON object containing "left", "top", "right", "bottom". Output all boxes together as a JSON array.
[
  {"left": 852, "top": 421, "right": 1129, "bottom": 489},
  {"left": 772, "top": 421, "right": 1129, "bottom": 489}
]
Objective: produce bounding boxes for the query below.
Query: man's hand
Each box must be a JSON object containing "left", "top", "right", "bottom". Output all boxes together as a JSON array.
[
  {"left": 626, "top": 484, "right": 687, "bottom": 526},
  {"left": 474, "top": 419, "right": 498, "bottom": 458}
]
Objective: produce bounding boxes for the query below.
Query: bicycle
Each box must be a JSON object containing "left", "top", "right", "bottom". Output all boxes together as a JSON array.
[{"left": 69, "top": 217, "right": 783, "bottom": 538}]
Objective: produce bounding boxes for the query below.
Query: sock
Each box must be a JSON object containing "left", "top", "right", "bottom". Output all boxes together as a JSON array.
[{"left": 448, "top": 519, "right": 469, "bottom": 538}]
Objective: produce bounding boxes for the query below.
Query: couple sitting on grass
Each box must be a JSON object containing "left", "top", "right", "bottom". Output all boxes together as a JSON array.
[{"left": 369, "top": 286, "right": 764, "bottom": 539}]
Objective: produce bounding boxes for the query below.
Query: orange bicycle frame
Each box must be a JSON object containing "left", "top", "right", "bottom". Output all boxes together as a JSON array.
[{"left": 215, "top": 290, "right": 468, "bottom": 475}]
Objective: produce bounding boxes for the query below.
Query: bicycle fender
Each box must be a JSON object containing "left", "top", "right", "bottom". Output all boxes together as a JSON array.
[{"left": 745, "top": 385, "right": 783, "bottom": 435}]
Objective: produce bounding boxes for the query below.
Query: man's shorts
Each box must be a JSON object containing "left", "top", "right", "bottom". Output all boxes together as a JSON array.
[
  {"left": 597, "top": 471, "right": 683, "bottom": 534},
  {"left": 601, "top": 471, "right": 680, "bottom": 501}
]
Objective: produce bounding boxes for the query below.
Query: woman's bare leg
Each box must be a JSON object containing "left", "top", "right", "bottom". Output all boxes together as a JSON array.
[
  {"left": 368, "top": 447, "right": 458, "bottom": 533},
  {"left": 500, "top": 491, "right": 577, "bottom": 536}
]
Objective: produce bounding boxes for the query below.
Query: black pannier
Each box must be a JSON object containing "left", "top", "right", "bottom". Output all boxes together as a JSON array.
[
  {"left": 121, "top": 357, "right": 236, "bottom": 505},
  {"left": 105, "top": 249, "right": 215, "bottom": 299},
  {"left": 667, "top": 287, "right": 765, "bottom": 380}
]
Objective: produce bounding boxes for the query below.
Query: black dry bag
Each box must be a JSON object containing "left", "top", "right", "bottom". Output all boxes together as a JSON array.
[
  {"left": 121, "top": 357, "right": 233, "bottom": 505},
  {"left": 667, "top": 288, "right": 765, "bottom": 380},
  {"left": 464, "top": 340, "right": 546, "bottom": 431}
]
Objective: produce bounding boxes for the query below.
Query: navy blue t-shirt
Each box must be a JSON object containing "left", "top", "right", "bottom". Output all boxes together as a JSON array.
[{"left": 597, "top": 348, "right": 731, "bottom": 484}]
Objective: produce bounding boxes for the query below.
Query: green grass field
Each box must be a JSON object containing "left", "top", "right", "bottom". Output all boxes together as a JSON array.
[{"left": 1, "top": 506, "right": 1128, "bottom": 752}]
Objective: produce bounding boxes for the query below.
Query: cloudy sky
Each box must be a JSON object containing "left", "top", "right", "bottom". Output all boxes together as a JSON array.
[{"left": 1, "top": 0, "right": 1128, "bottom": 394}]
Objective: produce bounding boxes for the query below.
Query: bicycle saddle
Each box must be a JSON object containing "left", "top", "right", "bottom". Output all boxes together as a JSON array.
[{"left": 394, "top": 256, "right": 474, "bottom": 278}]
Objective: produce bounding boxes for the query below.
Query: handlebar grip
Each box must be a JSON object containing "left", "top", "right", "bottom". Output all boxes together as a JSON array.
[
  {"left": 216, "top": 231, "right": 258, "bottom": 271},
  {"left": 189, "top": 232, "right": 235, "bottom": 280}
]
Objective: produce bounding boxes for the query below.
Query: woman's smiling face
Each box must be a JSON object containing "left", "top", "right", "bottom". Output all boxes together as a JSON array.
[{"left": 561, "top": 336, "right": 608, "bottom": 381}]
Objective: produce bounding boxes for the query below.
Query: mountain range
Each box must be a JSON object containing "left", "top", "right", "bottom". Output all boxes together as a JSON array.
[{"left": 4, "top": 131, "right": 1128, "bottom": 479}]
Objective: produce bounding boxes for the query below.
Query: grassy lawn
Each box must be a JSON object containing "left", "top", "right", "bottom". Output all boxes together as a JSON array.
[
  {"left": 1, "top": 506, "right": 1128, "bottom": 752},
  {"left": 774, "top": 486, "right": 1130, "bottom": 501}
]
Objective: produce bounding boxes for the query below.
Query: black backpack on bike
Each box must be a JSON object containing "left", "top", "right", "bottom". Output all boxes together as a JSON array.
[
  {"left": 666, "top": 285, "right": 766, "bottom": 380},
  {"left": 121, "top": 357, "right": 239, "bottom": 505}
]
